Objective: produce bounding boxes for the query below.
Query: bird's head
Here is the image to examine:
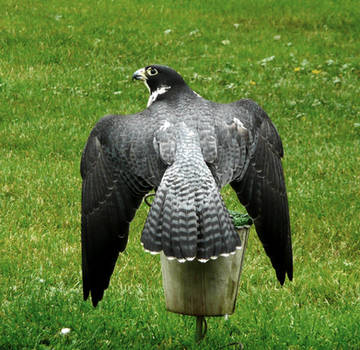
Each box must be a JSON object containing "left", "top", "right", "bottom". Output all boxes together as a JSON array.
[{"left": 133, "top": 65, "right": 190, "bottom": 107}]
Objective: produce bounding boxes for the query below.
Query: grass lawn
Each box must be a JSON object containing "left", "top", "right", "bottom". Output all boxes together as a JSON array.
[{"left": 1, "top": 0, "right": 359, "bottom": 348}]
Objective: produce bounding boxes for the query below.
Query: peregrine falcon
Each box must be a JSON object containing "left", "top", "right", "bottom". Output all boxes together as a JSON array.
[{"left": 81, "top": 65, "right": 293, "bottom": 306}]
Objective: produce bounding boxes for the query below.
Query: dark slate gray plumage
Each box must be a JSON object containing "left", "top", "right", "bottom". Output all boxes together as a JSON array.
[{"left": 81, "top": 64, "right": 293, "bottom": 306}]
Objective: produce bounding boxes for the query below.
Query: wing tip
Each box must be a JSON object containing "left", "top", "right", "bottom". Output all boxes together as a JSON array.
[
  {"left": 91, "top": 298, "right": 99, "bottom": 307},
  {"left": 287, "top": 268, "right": 293, "bottom": 282},
  {"left": 276, "top": 267, "right": 293, "bottom": 286},
  {"left": 91, "top": 289, "right": 104, "bottom": 307},
  {"left": 83, "top": 289, "right": 89, "bottom": 301},
  {"left": 83, "top": 285, "right": 104, "bottom": 307}
]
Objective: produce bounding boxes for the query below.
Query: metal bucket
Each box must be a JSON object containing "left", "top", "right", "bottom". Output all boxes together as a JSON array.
[{"left": 160, "top": 226, "right": 250, "bottom": 316}]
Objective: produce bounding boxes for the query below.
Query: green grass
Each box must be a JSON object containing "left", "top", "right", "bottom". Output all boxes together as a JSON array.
[{"left": 1, "top": 0, "right": 359, "bottom": 348}]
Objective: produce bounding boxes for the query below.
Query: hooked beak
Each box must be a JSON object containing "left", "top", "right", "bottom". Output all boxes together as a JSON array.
[{"left": 132, "top": 68, "right": 147, "bottom": 81}]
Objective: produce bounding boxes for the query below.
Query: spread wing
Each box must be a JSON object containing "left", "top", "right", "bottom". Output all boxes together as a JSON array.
[
  {"left": 214, "top": 99, "right": 293, "bottom": 284},
  {"left": 80, "top": 113, "right": 162, "bottom": 306}
]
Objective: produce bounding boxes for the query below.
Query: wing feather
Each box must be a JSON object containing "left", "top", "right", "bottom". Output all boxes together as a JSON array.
[
  {"left": 215, "top": 99, "right": 292, "bottom": 284},
  {"left": 81, "top": 114, "right": 155, "bottom": 306}
]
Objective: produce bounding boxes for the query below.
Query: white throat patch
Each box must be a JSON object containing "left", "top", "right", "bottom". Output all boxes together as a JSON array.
[{"left": 147, "top": 85, "right": 171, "bottom": 107}]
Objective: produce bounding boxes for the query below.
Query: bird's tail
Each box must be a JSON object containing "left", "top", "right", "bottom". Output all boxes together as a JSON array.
[{"left": 140, "top": 161, "right": 241, "bottom": 262}]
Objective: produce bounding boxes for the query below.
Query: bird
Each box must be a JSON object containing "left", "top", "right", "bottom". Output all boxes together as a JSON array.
[{"left": 80, "top": 64, "right": 293, "bottom": 307}]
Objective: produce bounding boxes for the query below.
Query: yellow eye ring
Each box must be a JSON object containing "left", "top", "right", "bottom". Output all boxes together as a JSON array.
[{"left": 146, "top": 67, "right": 158, "bottom": 76}]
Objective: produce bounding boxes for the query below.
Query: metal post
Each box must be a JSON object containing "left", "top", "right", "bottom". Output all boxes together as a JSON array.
[{"left": 195, "top": 316, "right": 207, "bottom": 342}]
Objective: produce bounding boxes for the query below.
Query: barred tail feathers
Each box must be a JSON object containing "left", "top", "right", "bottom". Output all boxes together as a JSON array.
[{"left": 140, "top": 164, "right": 241, "bottom": 262}]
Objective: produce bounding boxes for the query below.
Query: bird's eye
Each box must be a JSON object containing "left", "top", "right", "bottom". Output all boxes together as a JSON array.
[{"left": 147, "top": 67, "right": 158, "bottom": 76}]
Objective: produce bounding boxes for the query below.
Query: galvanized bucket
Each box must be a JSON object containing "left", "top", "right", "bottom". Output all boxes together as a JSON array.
[{"left": 160, "top": 226, "right": 250, "bottom": 317}]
